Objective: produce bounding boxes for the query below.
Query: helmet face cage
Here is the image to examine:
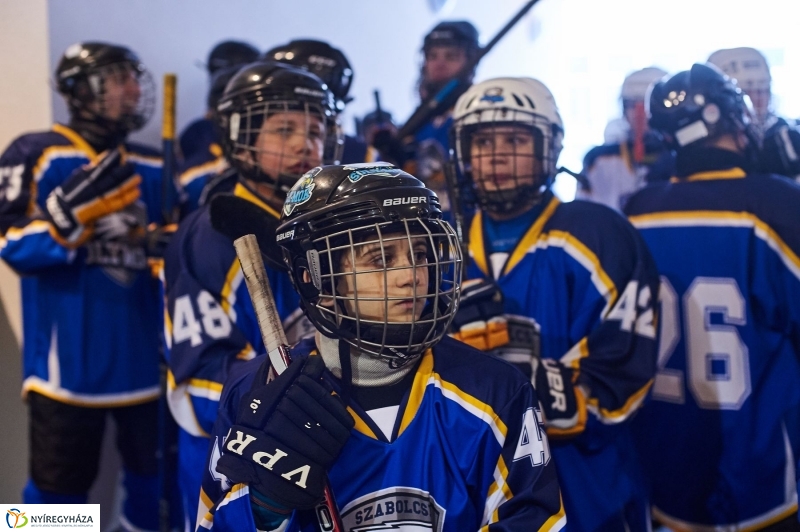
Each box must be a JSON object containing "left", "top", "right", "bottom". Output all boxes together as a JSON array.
[
  {"left": 455, "top": 107, "right": 560, "bottom": 214},
  {"left": 223, "top": 99, "right": 343, "bottom": 192},
  {"left": 309, "top": 217, "right": 462, "bottom": 364},
  {"left": 69, "top": 61, "right": 155, "bottom": 133}
]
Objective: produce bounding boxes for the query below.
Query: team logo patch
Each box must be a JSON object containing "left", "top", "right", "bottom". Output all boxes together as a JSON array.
[
  {"left": 343, "top": 162, "right": 398, "bottom": 183},
  {"left": 480, "top": 87, "right": 504, "bottom": 103},
  {"left": 340, "top": 487, "right": 445, "bottom": 532},
  {"left": 284, "top": 167, "right": 321, "bottom": 216}
]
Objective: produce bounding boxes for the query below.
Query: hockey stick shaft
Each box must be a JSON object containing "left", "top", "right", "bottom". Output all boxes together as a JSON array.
[
  {"left": 162, "top": 73, "right": 178, "bottom": 224},
  {"left": 233, "top": 234, "right": 344, "bottom": 532}
]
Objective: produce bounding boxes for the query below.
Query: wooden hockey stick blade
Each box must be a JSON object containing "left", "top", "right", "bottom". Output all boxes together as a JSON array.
[{"left": 210, "top": 194, "right": 287, "bottom": 271}]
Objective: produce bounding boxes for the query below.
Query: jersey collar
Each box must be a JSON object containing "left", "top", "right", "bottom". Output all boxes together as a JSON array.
[
  {"left": 669, "top": 167, "right": 747, "bottom": 183},
  {"left": 52, "top": 124, "right": 99, "bottom": 162},
  {"left": 232, "top": 182, "right": 281, "bottom": 219},
  {"left": 468, "top": 195, "right": 560, "bottom": 279}
]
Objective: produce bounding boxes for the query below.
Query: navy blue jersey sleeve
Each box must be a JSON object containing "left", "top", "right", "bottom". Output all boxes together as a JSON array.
[
  {"left": 548, "top": 202, "right": 659, "bottom": 438},
  {"left": 0, "top": 132, "right": 76, "bottom": 272}
]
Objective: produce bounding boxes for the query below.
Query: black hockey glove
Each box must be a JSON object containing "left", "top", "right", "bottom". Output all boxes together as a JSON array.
[
  {"left": 450, "top": 278, "right": 507, "bottom": 351},
  {"left": 761, "top": 121, "right": 800, "bottom": 177},
  {"left": 215, "top": 356, "right": 354, "bottom": 511},
  {"left": 45, "top": 149, "right": 141, "bottom": 247},
  {"left": 371, "top": 129, "right": 415, "bottom": 168},
  {"left": 532, "top": 357, "right": 583, "bottom": 437}
]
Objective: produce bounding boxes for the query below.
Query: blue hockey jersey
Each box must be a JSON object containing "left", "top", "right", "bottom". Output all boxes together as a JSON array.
[
  {"left": 625, "top": 167, "right": 800, "bottom": 529},
  {"left": 0, "top": 124, "right": 165, "bottom": 405},
  {"left": 465, "top": 193, "right": 659, "bottom": 530},
  {"left": 198, "top": 336, "right": 566, "bottom": 532}
]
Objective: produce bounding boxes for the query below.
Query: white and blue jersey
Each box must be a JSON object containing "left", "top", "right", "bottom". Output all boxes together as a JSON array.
[
  {"left": 0, "top": 124, "right": 165, "bottom": 406},
  {"left": 198, "top": 336, "right": 566, "bottom": 532},
  {"left": 466, "top": 192, "right": 660, "bottom": 530},
  {"left": 625, "top": 162, "right": 800, "bottom": 529}
]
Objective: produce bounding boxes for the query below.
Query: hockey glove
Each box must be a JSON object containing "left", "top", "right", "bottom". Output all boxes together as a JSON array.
[
  {"left": 215, "top": 356, "right": 354, "bottom": 511},
  {"left": 371, "top": 129, "right": 415, "bottom": 168},
  {"left": 45, "top": 149, "right": 141, "bottom": 247},
  {"left": 761, "top": 121, "right": 800, "bottom": 177},
  {"left": 532, "top": 357, "right": 585, "bottom": 437},
  {"left": 450, "top": 279, "right": 509, "bottom": 351}
]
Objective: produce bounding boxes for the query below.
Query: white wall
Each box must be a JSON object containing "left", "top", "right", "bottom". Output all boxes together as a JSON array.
[
  {"left": 1, "top": 0, "right": 52, "bottom": 345},
  {"left": 0, "top": 0, "right": 51, "bottom": 505}
]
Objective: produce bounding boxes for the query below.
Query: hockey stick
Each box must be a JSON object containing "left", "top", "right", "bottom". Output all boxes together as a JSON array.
[
  {"left": 396, "top": 0, "right": 541, "bottom": 140},
  {"left": 233, "top": 234, "right": 344, "bottom": 532},
  {"left": 162, "top": 73, "right": 179, "bottom": 224}
]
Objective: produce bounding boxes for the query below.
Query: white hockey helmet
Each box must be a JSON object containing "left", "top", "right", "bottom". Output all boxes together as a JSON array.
[
  {"left": 707, "top": 47, "right": 771, "bottom": 92},
  {"left": 620, "top": 67, "right": 668, "bottom": 102},
  {"left": 452, "top": 77, "right": 564, "bottom": 213}
]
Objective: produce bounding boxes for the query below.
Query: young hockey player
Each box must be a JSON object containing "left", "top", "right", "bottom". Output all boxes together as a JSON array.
[
  {"left": 373, "top": 20, "right": 480, "bottom": 215},
  {"left": 578, "top": 67, "right": 673, "bottom": 210},
  {"left": 177, "top": 40, "right": 260, "bottom": 214},
  {"left": 708, "top": 47, "right": 800, "bottom": 180},
  {"left": 625, "top": 62, "right": 800, "bottom": 530},
  {"left": 0, "top": 41, "right": 176, "bottom": 531},
  {"left": 162, "top": 61, "right": 342, "bottom": 529},
  {"left": 449, "top": 76, "right": 660, "bottom": 530},
  {"left": 197, "top": 163, "right": 566, "bottom": 531}
]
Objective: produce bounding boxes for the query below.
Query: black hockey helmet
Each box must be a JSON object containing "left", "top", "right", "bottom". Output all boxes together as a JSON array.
[
  {"left": 264, "top": 39, "right": 354, "bottom": 112},
  {"left": 215, "top": 61, "right": 343, "bottom": 194},
  {"left": 206, "top": 40, "right": 260, "bottom": 74},
  {"left": 206, "top": 64, "right": 241, "bottom": 110},
  {"left": 422, "top": 20, "right": 480, "bottom": 55},
  {"left": 277, "top": 163, "right": 462, "bottom": 364},
  {"left": 55, "top": 41, "right": 155, "bottom": 134},
  {"left": 647, "top": 63, "right": 754, "bottom": 150}
]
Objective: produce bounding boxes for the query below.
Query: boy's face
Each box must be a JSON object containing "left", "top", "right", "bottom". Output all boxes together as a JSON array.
[
  {"left": 255, "top": 110, "right": 325, "bottom": 178},
  {"left": 469, "top": 125, "right": 541, "bottom": 192},
  {"left": 333, "top": 232, "right": 430, "bottom": 324},
  {"left": 96, "top": 65, "right": 142, "bottom": 121},
  {"left": 424, "top": 45, "right": 468, "bottom": 86}
]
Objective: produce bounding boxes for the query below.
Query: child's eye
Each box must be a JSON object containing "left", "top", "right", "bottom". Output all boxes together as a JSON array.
[{"left": 414, "top": 251, "right": 428, "bottom": 264}]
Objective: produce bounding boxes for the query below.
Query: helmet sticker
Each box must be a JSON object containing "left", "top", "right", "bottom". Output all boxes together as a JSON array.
[
  {"left": 480, "top": 87, "right": 504, "bottom": 103},
  {"left": 343, "top": 162, "right": 398, "bottom": 182},
  {"left": 284, "top": 167, "right": 321, "bottom": 216}
]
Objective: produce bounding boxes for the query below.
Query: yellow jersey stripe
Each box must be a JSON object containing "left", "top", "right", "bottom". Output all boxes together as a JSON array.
[
  {"left": 536, "top": 229, "right": 618, "bottom": 314},
  {"left": 233, "top": 182, "right": 281, "bottom": 219},
  {"left": 504, "top": 197, "right": 561, "bottom": 275},
  {"left": 629, "top": 210, "right": 800, "bottom": 281},
  {"left": 397, "top": 350, "right": 435, "bottom": 437},
  {"left": 348, "top": 406, "right": 379, "bottom": 439},
  {"left": 685, "top": 167, "right": 747, "bottom": 182},
  {"left": 179, "top": 157, "right": 227, "bottom": 186},
  {"left": 539, "top": 496, "right": 567, "bottom": 531},
  {"left": 220, "top": 259, "right": 242, "bottom": 318},
  {"left": 587, "top": 378, "right": 653, "bottom": 423},
  {"left": 52, "top": 124, "right": 98, "bottom": 160}
]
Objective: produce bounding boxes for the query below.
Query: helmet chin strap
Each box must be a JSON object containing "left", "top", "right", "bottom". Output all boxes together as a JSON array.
[{"left": 315, "top": 332, "right": 416, "bottom": 388}]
